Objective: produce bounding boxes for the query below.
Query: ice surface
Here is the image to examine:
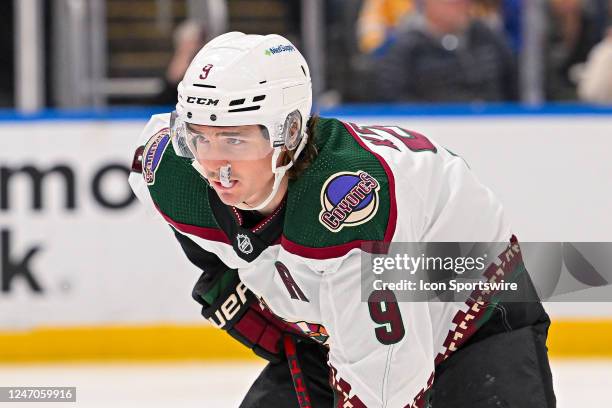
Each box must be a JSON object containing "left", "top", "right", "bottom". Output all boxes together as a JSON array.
[{"left": 0, "top": 360, "right": 608, "bottom": 407}]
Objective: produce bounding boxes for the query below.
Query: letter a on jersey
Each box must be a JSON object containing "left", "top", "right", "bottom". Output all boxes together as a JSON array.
[{"left": 275, "top": 261, "right": 309, "bottom": 302}]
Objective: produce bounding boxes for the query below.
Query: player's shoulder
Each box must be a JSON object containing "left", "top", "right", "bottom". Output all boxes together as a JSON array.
[
  {"left": 132, "top": 113, "right": 171, "bottom": 148},
  {"left": 339, "top": 118, "right": 467, "bottom": 194},
  {"left": 282, "top": 117, "right": 394, "bottom": 253},
  {"left": 131, "top": 113, "right": 217, "bottom": 230}
]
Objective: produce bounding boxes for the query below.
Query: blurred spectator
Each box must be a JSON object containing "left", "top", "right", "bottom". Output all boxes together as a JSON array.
[
  {"left": 577, "top": 26, "right": 612, "bottom": 103},
  {"left": 152, "top": 20, "right": 208, "bottom": 106},
  {"left": 375, "top": 0, "right": 518, "bottom": 102},
  {"left": 472, "top": 0, "right": 504, "bottom": 28},
  {"left": 356, "top": 0, "right": 414, "bottom": 56},
  {"left": 545, "top": 0, "right": 607, "bottom": 99}
]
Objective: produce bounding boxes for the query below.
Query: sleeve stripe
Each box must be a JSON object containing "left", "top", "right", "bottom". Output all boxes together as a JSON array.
[
  {"left": 280, "top": 236, "right": 389, "bottom": 260},
  {"left": 155, "top": 204, "right": 231, "bottom": 244},
  {"left": 341, "top": 121, "right": 397, "bottom": 243}
]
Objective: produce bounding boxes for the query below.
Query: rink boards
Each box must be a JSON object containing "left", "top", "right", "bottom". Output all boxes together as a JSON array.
[{"left": 0, "top": 107, "right": 611, "bottom": 360}]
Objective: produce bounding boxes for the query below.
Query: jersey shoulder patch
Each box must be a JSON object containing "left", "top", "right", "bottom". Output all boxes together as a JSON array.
[
  {"left": 136, "top": 120, "right": 218, "bottom": 231},
  {"left": 142, "top": 127, "right": 171, "bottom": 185},
  {"left": 283, "top": 118, "right": 394, "bottom": 250}
]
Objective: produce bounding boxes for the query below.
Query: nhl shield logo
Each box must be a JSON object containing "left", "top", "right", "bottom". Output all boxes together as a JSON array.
[
  {"left": 236, "top": 234, "right": 253, "bottom": 254},
  {"left": 319, "top": 171, "right": 380, "bottom": 232}
]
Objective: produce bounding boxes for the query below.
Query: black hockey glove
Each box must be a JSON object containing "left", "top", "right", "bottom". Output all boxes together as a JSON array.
[
  {"left": 171, "top": 227, "right": 297, "bottom": 363},
  {"left": 192, "top": 268, "right": 294, "bottom": 363}
]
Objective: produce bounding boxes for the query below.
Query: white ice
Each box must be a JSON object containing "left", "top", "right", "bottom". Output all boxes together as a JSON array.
[{"left": 0, "top": 360, "right": 609, "bottom": 407}]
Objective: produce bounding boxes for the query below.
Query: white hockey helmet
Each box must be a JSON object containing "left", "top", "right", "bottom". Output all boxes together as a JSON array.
[{"left": 171, "top": 32, "right": 312, "bottom": 210}]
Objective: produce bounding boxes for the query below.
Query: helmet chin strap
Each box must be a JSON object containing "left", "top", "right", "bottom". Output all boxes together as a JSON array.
[
  {"left": 235, "top": 131, "right": 308, "bottom": 211},
  {"left": 234, "top": 156, "right": 286, "bottom": 211}
]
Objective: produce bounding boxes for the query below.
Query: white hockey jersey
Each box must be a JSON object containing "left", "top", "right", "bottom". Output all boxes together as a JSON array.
[{"left": 129, "top": 114, "right": 515, "bottom": 408}]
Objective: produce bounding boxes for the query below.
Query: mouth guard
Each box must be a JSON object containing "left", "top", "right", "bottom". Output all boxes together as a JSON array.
[{"left": 220, "top": 164, "right": 232, "bottom": 188}]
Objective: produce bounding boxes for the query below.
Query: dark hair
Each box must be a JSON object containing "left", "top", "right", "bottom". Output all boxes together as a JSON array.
[{"left": 279, "top": 115, "right": 319, "bottom": 180}]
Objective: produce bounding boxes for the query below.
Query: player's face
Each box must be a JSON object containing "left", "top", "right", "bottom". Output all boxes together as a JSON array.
[
  {"left": 185, "top": 123, "right": 273, "bottom": 161},
  {"left": 192, "top": 124, "right": 277, "bottom": 207}
]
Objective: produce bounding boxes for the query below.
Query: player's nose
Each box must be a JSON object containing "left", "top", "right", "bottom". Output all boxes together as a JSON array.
[{"left": 199, "top": 159, "right": 229, "bottom": 178}]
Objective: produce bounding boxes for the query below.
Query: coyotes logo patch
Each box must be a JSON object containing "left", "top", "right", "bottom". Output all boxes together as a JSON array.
[
  {"left": 142, "top": 128, "right": 170, "bottom": 185},
  {"left": 319, "top": 171, "right": 380, "bottom": 232}
]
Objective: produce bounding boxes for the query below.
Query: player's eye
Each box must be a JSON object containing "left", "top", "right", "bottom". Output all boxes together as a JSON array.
[
  {"left": 194, "top": 135, "right": 209, "bottom": 144},
  {"left": 226, "top": 138, "right": 244, "bottom": 145}
]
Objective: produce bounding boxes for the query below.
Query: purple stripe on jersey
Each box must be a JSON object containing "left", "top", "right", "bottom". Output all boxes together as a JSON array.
[{"left": 151, "top": 135, "right": 170, "bottom": 171}]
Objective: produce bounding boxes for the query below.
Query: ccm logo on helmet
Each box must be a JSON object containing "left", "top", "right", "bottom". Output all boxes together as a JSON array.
[{"left": 186, "top": 96, "right": 219, "bottom": 106}]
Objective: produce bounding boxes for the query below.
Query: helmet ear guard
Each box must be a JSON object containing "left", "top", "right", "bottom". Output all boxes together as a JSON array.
[{"left": 282, "top": 110, "right": 303, "bottom": 151}]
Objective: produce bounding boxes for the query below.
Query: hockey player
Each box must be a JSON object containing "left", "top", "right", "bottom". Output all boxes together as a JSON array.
[{"left": 129, "top": 32, "right": 555, "bottom": 407}]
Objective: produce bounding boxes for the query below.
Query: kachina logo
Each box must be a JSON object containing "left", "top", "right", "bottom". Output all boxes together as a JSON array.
[{"left": 264, "top": 44, "right": 296, "bottom": 56}]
